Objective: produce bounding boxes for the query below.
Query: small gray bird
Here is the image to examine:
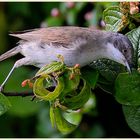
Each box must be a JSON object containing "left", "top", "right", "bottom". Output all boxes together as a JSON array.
[{"left": 0, "top": 27, "right": 133, "bottom": 91}]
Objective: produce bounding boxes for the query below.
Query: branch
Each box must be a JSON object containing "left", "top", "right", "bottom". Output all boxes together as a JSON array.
[
  {"left": 1, "top": 90, "right": 34, "bottom": 97},
  {"left": 1, "top": 86, "right": 55, "bottom": 97}
]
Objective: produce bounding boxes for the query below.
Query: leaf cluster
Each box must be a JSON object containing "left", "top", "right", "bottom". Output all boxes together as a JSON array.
[
  {"left": 103, "top": 2, "right": 140, "bottom": 135},
  {"left": 30, "top": 60, "right": 98, "bottom": 134}
]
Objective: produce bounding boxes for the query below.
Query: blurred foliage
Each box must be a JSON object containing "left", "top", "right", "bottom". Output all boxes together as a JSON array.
[{"left": 0, "top": 2, "right": 139, "bottom": 138}]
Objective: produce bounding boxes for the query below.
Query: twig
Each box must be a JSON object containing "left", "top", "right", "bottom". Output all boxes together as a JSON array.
[
  {"left": 1, "top": 86, "right": 55, "bottom": 97},
  {"left": 1, "top": 90, "right": 34, "bottom": 97}
]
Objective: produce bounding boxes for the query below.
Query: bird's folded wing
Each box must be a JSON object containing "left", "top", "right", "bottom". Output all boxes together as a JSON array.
[{"left": 9, "top": 27, "right": 96, "bottom": 48}]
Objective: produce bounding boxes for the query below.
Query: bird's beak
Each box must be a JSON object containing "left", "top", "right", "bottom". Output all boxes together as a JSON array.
[
  {"left": 105, "top": 43, "right": 132, "bottom": 73},
  {"left": 117, "top": 56, "right": 132, "bottom": 73},
  {"left": 125, "top": 60, "right": 131, "bottom": 73}
]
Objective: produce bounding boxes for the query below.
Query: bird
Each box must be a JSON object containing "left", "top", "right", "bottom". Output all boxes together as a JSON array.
[{"left": 0, "top": 26, "right": 133, "bottom": 91}]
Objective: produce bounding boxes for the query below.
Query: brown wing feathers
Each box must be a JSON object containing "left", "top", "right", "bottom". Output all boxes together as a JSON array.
[{"left": 9, "top": 27, "right": 94, "bottom": 45}]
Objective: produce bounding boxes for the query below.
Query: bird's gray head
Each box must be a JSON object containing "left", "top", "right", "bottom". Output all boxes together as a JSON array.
[{"left": 108, "top": 32, "right": 134, "bottom": 69}]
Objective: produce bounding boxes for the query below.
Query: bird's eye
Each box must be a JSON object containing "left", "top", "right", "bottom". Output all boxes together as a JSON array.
[{"left": 123, "top": 49, "right": 127, "bottom": 53}]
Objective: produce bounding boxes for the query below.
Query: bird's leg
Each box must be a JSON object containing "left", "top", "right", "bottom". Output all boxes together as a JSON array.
[
  {"left": 0, "top": 58, "right": 31, "bottom": 92},
  {"left": 0, "top": 64, "right": 16, "bottom": 92}
]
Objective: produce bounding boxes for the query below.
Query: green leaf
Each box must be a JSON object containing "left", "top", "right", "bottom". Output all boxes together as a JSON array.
[
  {"left": 82, "top": 94, "right": 96, "bottom": 113},
  {"left": 126, "top": 27, "right": 140, "bottom": 68},
  {"left": 33, "top": 76, "right": 64, "bottom": 101},
  {"left": 123, "top": 105, "right": 140, "bottom": 135},
  {"left": 0, "top": 93, "right": 11, "bottom": 116},
  {"left": 37, "top": 104, "right": 62, "bottom": 138},
  {"left": 36, "top": 61, "right": 64, "bottom": 77},
  {"left": 60, "top": 70, "right": 80, "bottom": 98},
  {"left": 90, "top": 58, "right": 126, "bottom": 94},
  {"left": 128, "top": 22, "right": 136, "bottom": 30},
  {"left": 90, "top": 59, "right": 125, "bottom": 82},
  {"left": 50, "top": 105, "right": 55, "bottom": 128},
  {"left": 8, "top": 97, "right": 41, "bottom": 117},
  {"left": 103, "top": 6, "right": 128, "bottom": 32},
  {"left": 63, "top": 78, "right": 91, "bottom": 110},
  {"left": 81, "top": 66, "right": 99, "bottom": 88},
  {"left": 131, "top": 13, "right": 140, "bottom": 22},
  {"left": 63, "top": 110, "right": 82, "bottom": 126},
  {"left": 115, "top": 71, "right": 140, "bottom": 105},
  {"left": 50, "top": 107, "right": 77, "bottom": 134},
  {"left": 97, "top": 82, "right": 114, "bottom": 94}
]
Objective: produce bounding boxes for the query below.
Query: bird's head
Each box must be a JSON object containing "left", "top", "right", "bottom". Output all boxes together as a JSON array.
[{"left": 104, "top": 32, "right": 134, "bottom": 72}]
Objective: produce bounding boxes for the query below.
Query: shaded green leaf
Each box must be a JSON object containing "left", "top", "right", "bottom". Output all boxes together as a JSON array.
[
  {"left": 37, "top": 104, "right": 62, "bottom": 138},
  {"left": 115, "top": 71, "right": 140, "bottom": 105},
  {"left": 131, "top": 13, "right": 140, "bottom": 22},
  {"left": 81, "top": 66, "right": 99, "bottom": 88},
  {"left": 123, "top": 105, "right": 140, "bottom": 135},
  {"left": 33, "top": 76, "right": 64, "bottom": 101},
  {"left": 82, "top": 94, "right": 96, "bottom": 114},
  {"left": 126, "top": 27, "right": 140, "bottom": 68},
  {"left": 63, "top": 78, "right": 91, "bottom": 110},
  {"left": 60, "top": 70, "right": 80, "bottom": 98},
  {"left": 8, "top": 97, "right": 41, "bottom": 117},
  {"left": 0, "top": 93, "right": 11, "bottom": 116},
  {"left": 50, "top": 105, "right": 55, "bottom": 128},
  {"left": 103, "top": 6, "right": 128, "bottom": 32},
  {"left": 63, "top": 110, "right": 82, "bottom": 126},
  {"left": 36, "top": 61, "right": 64, "bottom": 77},
  {"left": 90, "top": 59, "right": 125, "bottom": 94},
  {"left": 97, "top": 82, "right": 114, "bottom": 94},
  {"left": 51, "top": 107, "right": 77, "bottom": 134},
  {"left": 90, "top": 59, "right": 125, "bottom": 82}
]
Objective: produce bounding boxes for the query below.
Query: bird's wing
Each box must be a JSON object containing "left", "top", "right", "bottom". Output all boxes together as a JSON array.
[{"left": 9, "top": 27, "right": 97, "bottom": 48}]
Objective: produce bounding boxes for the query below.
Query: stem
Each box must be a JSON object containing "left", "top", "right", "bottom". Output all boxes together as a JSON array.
[
  {"left": 1, "top": 86, "right": 55, "bottom": 97},
  {"left": 1, "top": 91, "right": 34, "bottom": 97}
]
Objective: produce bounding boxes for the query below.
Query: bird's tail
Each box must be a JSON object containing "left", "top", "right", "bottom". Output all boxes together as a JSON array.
[{"left": 0, "top": 47, "right": 20, "bottom": 62}]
